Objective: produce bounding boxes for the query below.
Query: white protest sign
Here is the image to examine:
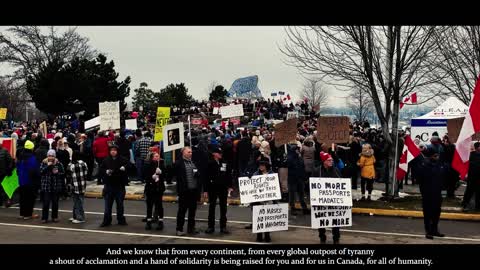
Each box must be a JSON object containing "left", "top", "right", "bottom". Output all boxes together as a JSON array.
[
  {"left": 85, "top": 116, "right": 100, "bottom": 130},
  {"left": 309, "top": 178, "right": 352, "bottom": 206},
  {"left": 220, "top": 104, "right": 244, "bottom": 118},
  {"left": 238, "top": 173, "right": 281, "bottom": 204},
  {"left": 213, "top": 107, "right": 220, "bottom": 115},
  {"left": 287, "top": 111, "right": 298, "bottom": 120},
  {"left": 99, "top": 101, "right": 120, "bottom": 130},
  {"left": 253, "top": 203, "right": 289, "bottom": 233},
  {"left": 311, "top": 206, "right": 352, "bottom": 229},
  {"left": 125, "top": 119, "right": 138, "bottom": 130},
  {"left": 163, "top": 122, "right": 185, "bottom": 152}
]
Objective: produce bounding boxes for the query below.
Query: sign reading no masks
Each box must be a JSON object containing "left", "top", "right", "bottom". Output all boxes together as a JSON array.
[
  {"left": 309, "top": 177, "right": 352, "bottom": 206},
  {"left": 253, "top": 203, "right": 289, "bottom": 233},
  {"left": 220, "top": 104, "right": 244, "bottom": 119},
  {"left": 317, "top": 116, "right": 350, "bottom": 144},
  {"left": 154, "top": 107, "right": 171, "bottom": 142},
  {"left": 99, "top": 101, "right": 120, "bottom": 130},
  {"left": 311, "top": 206, "right": 352, "bottom": 228},
  {"left": 238, "top": 173, "right": 281, "bottom": 204}
]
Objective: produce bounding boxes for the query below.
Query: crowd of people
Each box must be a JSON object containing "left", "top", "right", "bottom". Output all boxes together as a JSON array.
[{"left": 0, "top": 98, "right": 479, "bottom": 243}]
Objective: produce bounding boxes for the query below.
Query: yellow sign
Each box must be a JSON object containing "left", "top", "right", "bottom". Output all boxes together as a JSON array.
[
  {"left": 0, "top": 108, "right": 7, "bottom": 120},
  {"left": 154, "top": 107, "right": 170, "bottom": 142}
]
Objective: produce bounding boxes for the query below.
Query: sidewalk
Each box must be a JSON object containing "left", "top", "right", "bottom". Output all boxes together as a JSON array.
[{"left": 84, "top": 180, "right": 480, "bottom": 221}]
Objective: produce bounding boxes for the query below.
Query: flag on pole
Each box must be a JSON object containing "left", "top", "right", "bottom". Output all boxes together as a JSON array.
[
  {"left": 400, "top": 93, "right": 418, "bottom": 109},
  {"left": 396, "top": 135, "right": 421, "bottom": 181},
  {"left": 278, "top": 91, "right": 285, "bottom": 95},
  {"left": 452, "top": 76, "right": 480, "bottom": 180},
  {"left": 271, "top": 92, "right": 277, "bottom": 97}
]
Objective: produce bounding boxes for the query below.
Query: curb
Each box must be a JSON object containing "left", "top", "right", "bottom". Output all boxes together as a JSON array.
[{"left": 84, "top": 192, "right": 480, "bottom": 221}]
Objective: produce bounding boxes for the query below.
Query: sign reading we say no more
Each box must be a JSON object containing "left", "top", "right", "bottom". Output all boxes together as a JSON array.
[
  {"left": 311, "top": 206, "right": 352, "bottom": 229},
  {"left": 238, "top": 173, "right": 281, "bottom": 204},
  {"left": 309, "top": 178, "right": 352, "bottom": 206},
  {"left": 99, "top": 101, "right": 120, "bottom": 131},
  {"left": 253, "top": 203, "right": 289, "bottom": 233}
]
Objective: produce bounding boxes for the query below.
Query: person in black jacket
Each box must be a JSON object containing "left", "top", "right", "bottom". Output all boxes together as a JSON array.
[
  {"left": 462, "top": 142, "right": 480, "bottom": 210},
  {"left": 34, "top": 139, "right": 50, "bottom": 164},
  {"left": 143, "top": 152, "right": 166, "bottom": 230},
  {"left": 116, "top": 130, "right": 131, "bottom": 161},
  {"left": 237, "top": 131, "right": 252, "bottom": 177},
  {"left": 100, "top": 144, "right": 130, "bottom": 227},
  {"left": 175, "top": 146, "right": 202, "bottom": 236},
  {"left": 413, "top": 148, "right": 446, "bottom": 239},
  {"left": 204, "top": 147, "right": 233, "bottom": 234},
  {"left": 313, "top": 152, "right": 342, "bottom": 244},
  {"left": 287, "top": 144, "right": 309, "bottom": 215}
]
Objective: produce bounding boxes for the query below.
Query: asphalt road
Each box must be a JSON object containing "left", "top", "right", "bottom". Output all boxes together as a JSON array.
[{"left": 0, "top": 198, "right": 479, "bottom": 244}]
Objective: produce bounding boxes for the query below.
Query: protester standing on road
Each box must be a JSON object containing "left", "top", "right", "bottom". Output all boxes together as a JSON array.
[
  {"left": 100, "top": 144, "right": 129, "bottom": 227},
  {"left": 175, "top": 146, "right": 202, "bottom": 236},
  {"left": 414, "top": 148, "right": 446, "bottom": 240},
  {"left": 252, "top": 160, "right": 276, "bottom": 243},
  {"left": 16, "top": 140, "right": 40, "bottom": 220},
  {"left": 357, "top": 143, "right": 376, "bottom": 201},
  {"left": 312, "top": 151, "right": 343, "bottom": 244},
  {"left": 204, "top": 147, "right": 233, "bottom": 235},
  {"left": 66, "top": 151, "right": 88, "bottom": 224},
  {"left": 287, "top": 143, "right": 309, "bottom": 216},
  {"left": 39, "top": 150, "right": 66, "bottom": 223},
  {"left": 143, "top": 152, "right": 166, "bottom": 231},
  {"left": 134, "top": 129, "right": 152, "bottom": 183}
]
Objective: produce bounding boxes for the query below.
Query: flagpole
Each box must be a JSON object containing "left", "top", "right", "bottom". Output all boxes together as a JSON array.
[
  {"left": 188, "top": 114, "right": 192, "bottom": 147},
  {"left": 391, "top": 102, "right": 401, "bottom": 198}
]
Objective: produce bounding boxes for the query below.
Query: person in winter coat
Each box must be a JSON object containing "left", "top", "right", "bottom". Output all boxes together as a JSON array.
[
  {"left": 40, "top": 149, "right": 66, "bottom": 223},
  {"left": 441, "top": 135, "right": 458, "bottom": 198},
  {"left": 93, "top": 131, "right": 112, "bottom": 185},
  {"left": 65, "top": 151, "right": 88, "bottom": 224},
  {"left": 204, "top": 147, "right": 233, "bottom": 234},
  {"left": 357, "top": 143, "right": 376, "bottom": 201},
  {"left": 0, "top": 143, "right": 14, "bottom": 208},
  {"left": 462, "top": 142, "right": 480, "bottom": 210},
  {"left": 237, "top": 131, "right": 252, "bottom": 177},
  {"left": 312, "top": 151, "right": 343, "bottom": 244},
  {"left": 143, "top": 152, "right": 166, "bottom": 230},
  {"left": 413, "top": 147, "right": 446, "bottom": 239},
  {"left": 100, "top": 144, "right": 130, "bottom": 227},
  {"left": 252, "top": 160, "right": 277, "bottom": 243},
  {"left": 16, "top": 140, "right": 40, "bottom": 220},
  {"left": 34, "top": 139, "right": 50, "bottom": 164},
  {"left": 287, "top": 144, "right": 309, "bottom": 215}
]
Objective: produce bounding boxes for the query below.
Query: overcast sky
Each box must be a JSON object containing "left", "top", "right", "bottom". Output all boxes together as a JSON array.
[{"left": 73, "top": 26, "right": 346, "bottom": 106}]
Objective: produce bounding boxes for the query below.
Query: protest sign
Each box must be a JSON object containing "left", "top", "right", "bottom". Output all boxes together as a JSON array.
[
  {"left": 99, "top": 101, "right": 120, "bottom": 131},
  {"left": 309, "top": 177, "right": 352, "bottom": 206},
  {"left": 1, "top": 169, "right": 19, "bottom": 199},
  {"left": 0, "top": 138, "right": 16, "bottom": 159},
  {"left": 220, "top": 104, "right": 244, "bottom": 118},
  {"left": 287, "top": 111, "right": 298, "bottom": 120},
  {"left": 85, "top": 116, "right": 100, "bottom": 131},
  {"left": 274, "top": 118, "right": 298, "bottom": 147},
  {"left": 154, "top": 107, "right": 171, "bottom": 142},
  {"left": 125, "top": 119, "right": 138, "bottom": 130},
  {"left": 238, "top": 173, "right": 281, "bottom": 204},
  {"left": 317, "top": 116, "right": 350, "bottom": 144},
  {"left": 163, "top": 122, "right": 185, "bottom": 152},
  {"left": 311, "top": 206, "right": 352, "bottom": 229},
  {"left": 39, "top": 121, "right": 48, "bottom": 137},
  {"left": 447, "top": 117, "right": 480, "bottom": 143},
  {"left": 252, "top": 203, "right": 289, "bottom": 233},
  {"left": 213, "top": 107, "right": 220, "bottom": 115},
  {"left": 0, "top": 108, "right": 7, "bottom": 120}
]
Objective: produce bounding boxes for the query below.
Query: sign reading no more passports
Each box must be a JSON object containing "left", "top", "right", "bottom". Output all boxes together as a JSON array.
[{"left": 309, "top": 177, "right": 352, "bottom": 206}]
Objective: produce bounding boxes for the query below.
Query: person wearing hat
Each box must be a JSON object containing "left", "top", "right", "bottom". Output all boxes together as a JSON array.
[
  {"left": 412, "top": 147, "right": 447, "bottom": 239},
  {"left": 99, "top": 144, "right": 130, "bottom": 227},
  {"left": 39, "top": 149, "right": 66, "bottom": 223},
  {"left": 204, "top": 147, "right": 233, "bottom": 234},
  {"left": 251, "top": 159, "right": 276, "bottom": 242},
  {"left": 16, "top": 140, "right": 41, "bottom": 220},
  {"left": 313, "top": 151, "right": 342, "bottom": 244}
]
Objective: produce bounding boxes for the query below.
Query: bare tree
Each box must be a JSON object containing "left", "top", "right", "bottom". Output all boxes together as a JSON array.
[
  {"left": 0, "top": 26, "right": 97, "bottom": 81},
  {"left": 348, "top": 87, "right": 373, "bottom": 122},
  {"left": 426, "top": 26, "right": 480, "bottom": 105},
  {"left": 281, "top": 26, "right": 439, "bottom": 196},
  {"left": 300, "top": 77, "right": 328, "bottom": 112},
  {"left": 0, "top": 76, "right": 30, "bottom": 120}
]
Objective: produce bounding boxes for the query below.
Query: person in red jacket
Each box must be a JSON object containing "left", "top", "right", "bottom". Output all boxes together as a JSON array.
[{"left": 93, "top": 131, "right": 113, "bottom": 185}]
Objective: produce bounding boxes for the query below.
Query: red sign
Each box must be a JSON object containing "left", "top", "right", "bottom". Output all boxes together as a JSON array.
[
  {"left": 0, "top": 138, "right": 16, "bottom": 159},
  {"left": 230, "top": 118, "right": 241, "bottom": 125}
]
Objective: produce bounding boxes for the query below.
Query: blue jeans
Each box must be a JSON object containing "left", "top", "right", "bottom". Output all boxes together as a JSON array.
[
  {"left": 136, "top": 158, "right": 145, "bottom": 182},
  {"left": 103, "top": 187, "right": 126, "bottom": 224},
  {"left": 72, "top": 193, "right": 85, "bottom": 221}
]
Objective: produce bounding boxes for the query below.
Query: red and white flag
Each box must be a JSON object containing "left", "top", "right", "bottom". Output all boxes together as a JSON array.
[
  {"left": 400, "top": 93, "right": 417, "bottom": 109},
  {"left": 396, "top": 135, "right": 421, "bottom": 181},
  {"left": 452, "top": 76, "right": 480, "bottom": 180},
  {"left": 283, "top": 94, "right": 291, "bottom": 101}
]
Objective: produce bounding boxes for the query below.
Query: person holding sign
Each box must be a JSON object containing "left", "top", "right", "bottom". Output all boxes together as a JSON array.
[
  {"left": 313, "top": 152, "right": 342, "bottom": 244},
  {"left": 357, "top": 143, "right": 376, "bottom": 201},
  {"left": 143, "top": 152, "right": 166, "bottom": 231},
  {"left": 251, "top": 160, "right": 276, "bottom": 243},
  {"left": 39, "top": 150, "right": 66, "bottom": 223},
  {"left": 204, "top": 147, "right": 233, "bottom": 234}
]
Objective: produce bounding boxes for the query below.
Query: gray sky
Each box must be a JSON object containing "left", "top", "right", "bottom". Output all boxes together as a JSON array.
[{"left": 75, "top": 26, "right": 346, "bottom": 106}]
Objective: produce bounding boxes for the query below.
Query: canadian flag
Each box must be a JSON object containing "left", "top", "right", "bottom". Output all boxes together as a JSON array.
[
  {"left": 283, "top": 94, "right": 291, "bottom": 101},
  {"left": 396, "top": 135, "right": 421, "bottom": 181},
  {"left": 400, "top": 93, "right": 417, "bottom": 109},
  {"left": 452, "top": 76, "right": 480, "bottom": 180}
]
